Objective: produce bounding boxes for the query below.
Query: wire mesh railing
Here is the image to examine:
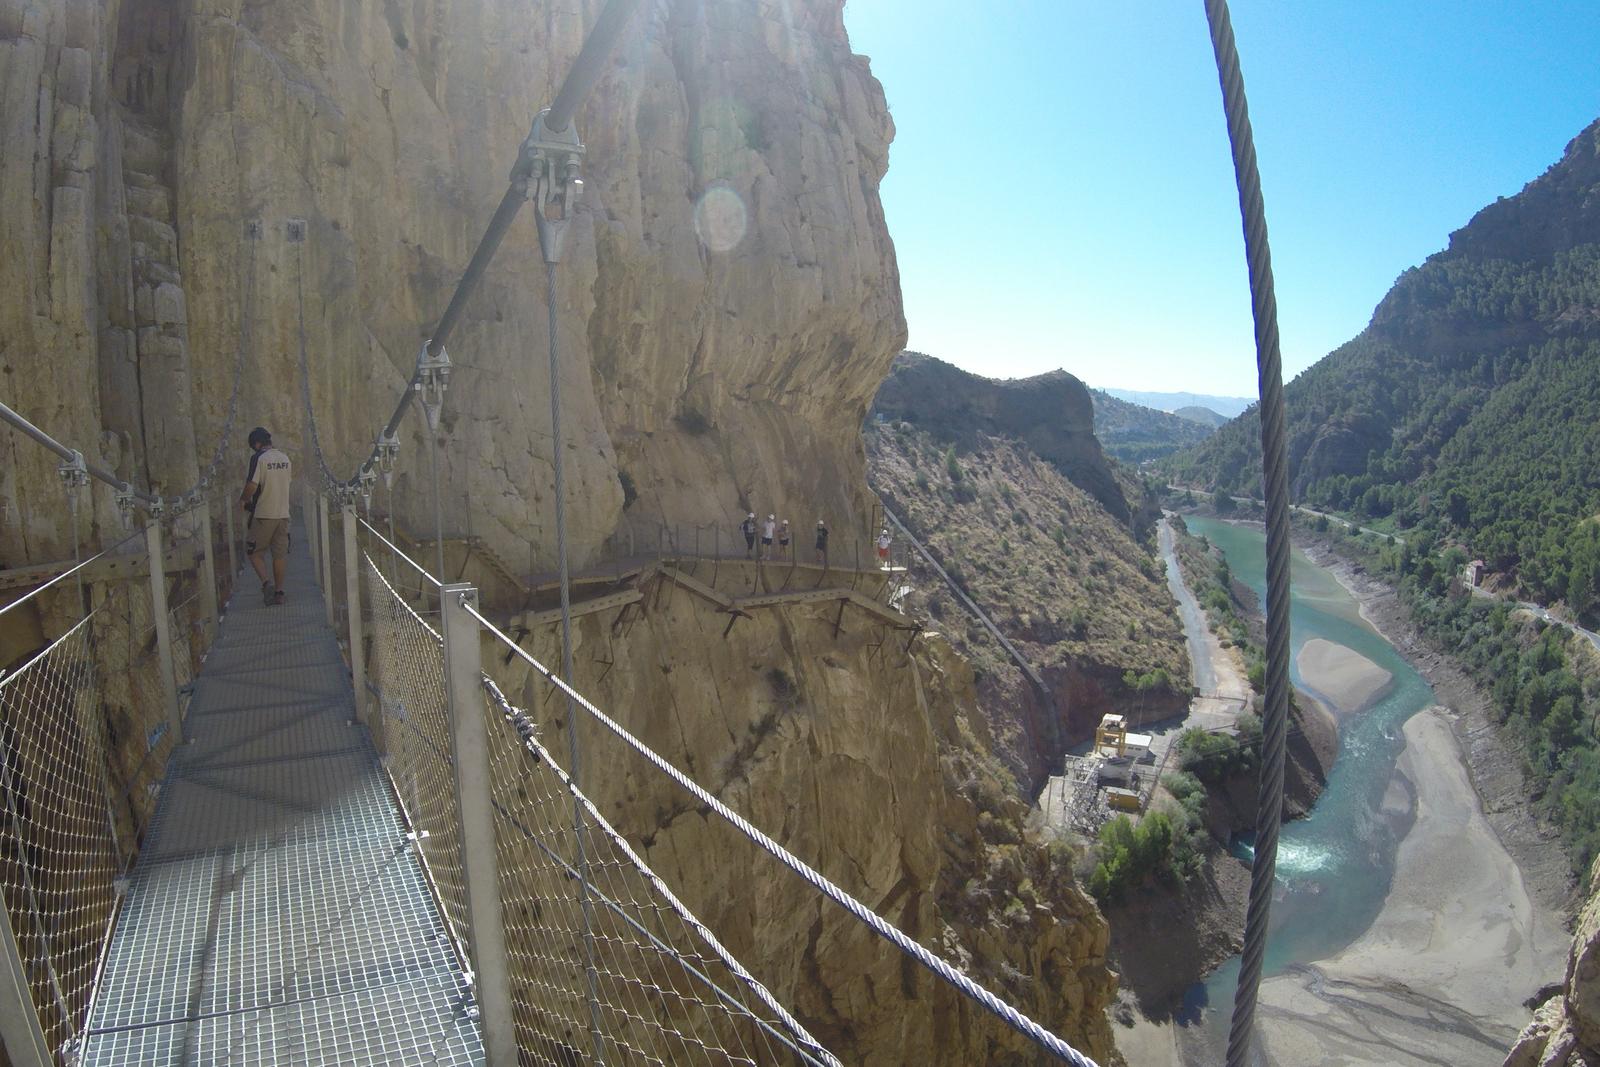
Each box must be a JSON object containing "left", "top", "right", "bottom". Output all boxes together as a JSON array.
[
  {"left": 0, "top": 611, "right": 123, "bottom": 1062},
  {"left": 360, "top": 551, "right": 470, "bottom": 962},
  {"left": 480, "top": 677, "right": 836, "bottom": 1067}
]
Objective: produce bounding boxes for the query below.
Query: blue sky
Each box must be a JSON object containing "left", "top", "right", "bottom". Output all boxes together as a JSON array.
[{"left": 842, "top": 2, "right": 1600, "bottom": 396}]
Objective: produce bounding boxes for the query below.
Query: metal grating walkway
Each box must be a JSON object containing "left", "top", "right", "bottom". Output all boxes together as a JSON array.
[{"left": 80, "top": 521, "right": 484, "bottom": 1066}]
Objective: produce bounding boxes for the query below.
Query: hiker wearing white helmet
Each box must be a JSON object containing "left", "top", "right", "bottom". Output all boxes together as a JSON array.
[
  {"left": 740, "top": 512, "right": 757, "bottom": 558},
  {"left": 778, "top": 519, "right": 791, "bottom": 559},
  {"left": 762, "top": 514, "right": 776, "bottom": 560},
  {"left": 814, "top": 518, "right": 829, "bottom": 566},
  {"left": 877, "top": 527, "right": 892, "bottom": 567}
]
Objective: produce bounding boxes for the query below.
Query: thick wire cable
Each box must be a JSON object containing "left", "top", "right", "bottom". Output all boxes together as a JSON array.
[
  {"left": 358, "top": 517, "right": 443, "bottom": 589},
  {"left": 295, "top": 241, "right": 341, "bottom": 492},
  {"left": 481, "top": 676, "right": 840, "bottom": 1067},
  {"left": 544, "top": 257, "right": 607, "bottom": 1062},
  {"left": 0, "top": 532, "right": 142, "bottom": 623},
  {"left": 1200, "top": 2, "right": 1295, "bottom": 1063},
  {"left": 464, "top": 601, "right": 1099, "bottom": 1067}
]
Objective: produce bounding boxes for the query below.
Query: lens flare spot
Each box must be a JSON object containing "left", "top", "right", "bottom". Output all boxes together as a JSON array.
[{"left": 694, "top": 185, "right": 747, "bottom": 253}]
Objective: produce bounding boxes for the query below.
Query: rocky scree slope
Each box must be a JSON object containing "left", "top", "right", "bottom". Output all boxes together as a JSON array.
[
  {"left": 875, "top": 352, "right": 1147, "bottom": 531},
  {"left": 868, "top": 395, "right": 1189, "bottom": 793},
  {"left": 2, "top": 0, "right": 1124, "bottom": 1061}
]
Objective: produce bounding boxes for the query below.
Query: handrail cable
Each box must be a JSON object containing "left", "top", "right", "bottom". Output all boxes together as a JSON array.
[
  {"left": 1200, "top": 2, "right": 1296, "bottom": 1063},
  {"left": 0, "top": 530, "right": 144, "bottom": 621},
  {"left": 358, "top": 517, "right": 444, "bottom": 589},
  {"left": 461, "top": 598, "right": 1100, "bottom": 1067},
  {"left": 480, "top": 675, "right": 840, "bottom": 1067}
]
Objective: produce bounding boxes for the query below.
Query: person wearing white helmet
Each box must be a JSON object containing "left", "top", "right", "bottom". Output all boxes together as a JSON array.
[
  {"left": 778, "top": 519, "right": 791, "bottom": 559},
  {"left": 761, "top": 514, "right": 776, "bottom": 560},
  {"left": 814, "top": 518, "right": 829, "bottom": 566},
  {"left": 740, "top": 512, "right": 757, "bottom": 558},
  {"left": 877, "top": 526, "right": 892, "bottom": 568}
]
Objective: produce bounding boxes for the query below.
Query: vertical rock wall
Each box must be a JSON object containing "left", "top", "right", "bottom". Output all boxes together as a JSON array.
[{"left": 2, "top": 1, "right": 1120, "bottom": 1061}]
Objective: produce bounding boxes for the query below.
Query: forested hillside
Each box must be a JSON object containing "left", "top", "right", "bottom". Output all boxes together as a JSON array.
[
  {"left": 1168, "top": 118, "right": 1600, "bottom": 617},
  {"left": 1089, "top": 389, "right": 1214, "bottom": 463}
]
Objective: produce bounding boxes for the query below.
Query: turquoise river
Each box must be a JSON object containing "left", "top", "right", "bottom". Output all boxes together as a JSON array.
[{"left": 1178, "top": 517, "right": 1437, "bottom": 1059}]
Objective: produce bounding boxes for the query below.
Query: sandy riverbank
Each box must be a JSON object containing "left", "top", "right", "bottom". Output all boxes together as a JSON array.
[
  {"left": 1251, "top": 707, "right": 1568, "bottom": 1064},
  {"left": 1301, "top": 540, "right": 1576, "bottom": 918},
  {"left": 1295, "top": 638, "right": 1393, "bottom": 716}
]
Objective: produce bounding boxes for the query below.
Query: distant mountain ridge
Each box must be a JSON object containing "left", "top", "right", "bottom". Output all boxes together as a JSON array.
[
  {"left": 1173, "top": 405, "right": 1229, "bottom": 428},
  {"left": 873, "top": 353, "right": 1137, "bottom": 526},
  {"left": 1101, "top": 388, "right": 1254, "bottom": 418},
  {"left": 1088, "top": 389, "right": 1215, "bottom": 463},
  {"left": 1168, "top": 115, "right": 1600, "bottom": 614}
]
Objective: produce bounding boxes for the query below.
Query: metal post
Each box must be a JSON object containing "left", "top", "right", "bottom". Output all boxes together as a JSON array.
[
  {"left": 318, "top": 492, "right": 334, "bottom": 627},
  {"left": 223, "top": 496, "right": 238, "bottom": 581},
  {"left": 440, "top": 583, "right": 516, "bottom": 1065},
  {"left": 0, "top": 895, "right": 50, "bottom": 1067},
  {"left": 303, "top": 484, "right": 319, "bottom": 584},
  {"left": 343, "top": 502, "right": 374, "bottom": 746},
  {"left": 196, "top": 500, "right": 219, "bottom": 641},
  {"left": 146, "top": 519, "right": 182, "bottom": 744}
]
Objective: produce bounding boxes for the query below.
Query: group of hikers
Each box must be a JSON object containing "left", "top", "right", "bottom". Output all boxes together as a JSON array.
[
  {"left": 738, "top": 512, "right": 895, "bottom": 567},
  {"left": 234, "top": 428, "right": 905, "bottom": 602}
]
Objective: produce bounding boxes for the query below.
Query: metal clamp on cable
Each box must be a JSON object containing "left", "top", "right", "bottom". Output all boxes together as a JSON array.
[
  {"left": 357, "top": 467, "right": 377, "bottom": 512},
  {"left": 58, "top": 454, "right": 89, "bottom": 508},
  {"left": 376, "top": 430, "right": 401, "bottom": 489},
  {"left": 114, "top": 483, "right": 138, "bottom": 526},
  {"left": 414, "top": 340, "right": 451, "bottom": 435},
  {"left": 519, "top": 108, "right": 585, "bottom": 264}
]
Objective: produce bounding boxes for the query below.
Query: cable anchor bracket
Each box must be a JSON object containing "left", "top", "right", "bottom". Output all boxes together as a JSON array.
[
  {"left": 114, "top": 483, "right": 138, "bottom": 526},
  {"left": 376, "top": 430, "right": 401, "bottom": 490},
  {"left": 414, "top": 340, "right": 451, "bottom": 435},
  {"left": 57, "top": 450, "right": 89, "bottom": 492},
  {"left": 519, "top": 108, "right": 585, "bottom": 265},
  {"left": 357, "top": 467, "right": 378, "bottom": 512}
]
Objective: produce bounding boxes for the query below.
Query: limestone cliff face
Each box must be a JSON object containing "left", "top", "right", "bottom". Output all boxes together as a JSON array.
[
  {"left": 4, "top": 0, "right": 1121, "bottom": 1061},
  {"left": 1506, "top": 860, "right": 1600, "bottom": 1067},
  {"left": 4, "top": 0, "right": 902, "bottom": 569},
  {"left": 493, "top": 572, "right": 1119, "bottom": 1064}
]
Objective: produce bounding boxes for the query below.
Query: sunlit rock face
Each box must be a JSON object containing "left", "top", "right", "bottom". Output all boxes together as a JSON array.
[
  {"left": 4, "top": 0, "right": 903, "bottom": 567},
  {"left": 4, "top": 1, "right": 1122, "bottom": 1061}
]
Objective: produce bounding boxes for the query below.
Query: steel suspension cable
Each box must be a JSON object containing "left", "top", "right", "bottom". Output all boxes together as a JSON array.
[
  {"left": 463, "top": 601, "right": 1100, "bottom": 1067},
  {"left": 1200, "top": 2, "right": 1295, "bottom": 1063},
  {"left": 543, "top": 257, "right": 606, "bottom": 1063}
]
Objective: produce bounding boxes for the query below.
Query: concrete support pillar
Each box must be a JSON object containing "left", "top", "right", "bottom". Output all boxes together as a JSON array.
[
  {"left": 146, "top": 519, "right": 182, "bottom": 744},
  {"left": 342, "top": 503, "right": 374, "bottom": 747},
  {"left": 196, "top": 501, "right": 219, "bottom": 643},
  {"left": 441, "top": 583, "right": 516, "bottom": 1065},
  {"left": 318, "top": 493, "right": 334, "bottom": 626},
  {"left": 223, "top": 497, "right": 238, "bottom": 584},
  {"left": 0, "top": 897, "right": 50, "bottom": 1067}
]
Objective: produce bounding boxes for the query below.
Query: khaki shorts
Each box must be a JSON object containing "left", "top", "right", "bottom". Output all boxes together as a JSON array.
[{"left": 247, "top": 516, "right": 291, "bottom": 560}]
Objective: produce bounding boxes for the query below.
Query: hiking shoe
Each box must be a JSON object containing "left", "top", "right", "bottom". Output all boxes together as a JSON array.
[
  {"left": 261, "top": 581, "right": 275, "bottom": 606},
  {"left": 272, "top": 590, "right": 286, "bottom": 606}
]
